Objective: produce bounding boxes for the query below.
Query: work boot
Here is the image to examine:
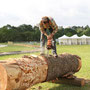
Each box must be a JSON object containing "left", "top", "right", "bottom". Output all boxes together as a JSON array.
[
  {"left": 40, "top": 52, "right": 45, "bottom": 55},
  {"left": 22, "top": 55, "right": 29, "bottom": 58},
  {"left": 53, "top": 53, "right": 58, "bottom": 58}
]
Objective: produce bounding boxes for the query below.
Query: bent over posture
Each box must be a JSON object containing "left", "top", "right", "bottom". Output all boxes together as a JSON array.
[{"left": 39, "top": 16, "right": 58, "bottom": 57}]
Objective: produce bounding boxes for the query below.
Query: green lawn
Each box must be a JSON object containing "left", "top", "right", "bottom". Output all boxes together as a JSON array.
[{"left": 0, "top": 44, "right": 90, "bottom": 90}]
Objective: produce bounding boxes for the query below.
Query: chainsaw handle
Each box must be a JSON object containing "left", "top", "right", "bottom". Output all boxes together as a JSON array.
[{"left": 47, "top": 39, "right": 54, "bottom": 50}]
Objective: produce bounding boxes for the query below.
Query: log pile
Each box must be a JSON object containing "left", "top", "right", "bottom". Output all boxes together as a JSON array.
[{"left": 0, "top": 53, "right": 82, "bottom": 90}]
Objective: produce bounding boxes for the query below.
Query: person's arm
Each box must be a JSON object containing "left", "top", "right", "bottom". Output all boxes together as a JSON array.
[
  {"left": 51, "top": 20, "right": 58, "bottom": 37},
  {"left": 40, "top": 21, "right": 48, "bottom": 37},
  {"left": 47, "top": 19, "right": 58, "bottom": 40}
]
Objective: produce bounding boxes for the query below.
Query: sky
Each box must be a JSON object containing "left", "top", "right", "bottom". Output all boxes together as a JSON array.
[{"left": 0, "top": 0, "right": 90, "bottom": 27}]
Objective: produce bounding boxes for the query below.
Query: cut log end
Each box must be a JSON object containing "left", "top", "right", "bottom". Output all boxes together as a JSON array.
[{"left": 0, "top": 64, "right": 7, "bottom": 90}]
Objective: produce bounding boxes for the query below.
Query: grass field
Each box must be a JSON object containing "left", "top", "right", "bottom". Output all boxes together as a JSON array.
[
  {"left": 0, "top": 43, "right": 90, "bottom": 90},
  {"left": 0, "top": 43, "right": 38, "bottom": 60}
]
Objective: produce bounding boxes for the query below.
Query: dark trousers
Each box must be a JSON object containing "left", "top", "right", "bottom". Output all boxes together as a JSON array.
[{"left": 40, "top": 29, "right": 57, "bottom": 54}]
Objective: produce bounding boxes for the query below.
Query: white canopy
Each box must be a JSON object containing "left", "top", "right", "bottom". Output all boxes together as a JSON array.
[
  {"left": 71, "top": 34, "right": 79, "bottom": 39},
  {"left": 58, "top": 34, "right": 90, "bottom": 39},
  {"left": 58, "top": 35, "right": 69, "bottom": 39},
  {"left": 58, "top": 34, "right": 90, "bottom": 45},
  {"left": 80, "top": 35, "right": 90, "bottom": 38}
]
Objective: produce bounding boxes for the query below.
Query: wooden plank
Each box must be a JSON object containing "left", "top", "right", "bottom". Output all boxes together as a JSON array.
[{"left": 52, "top": 77, "right": 85, "bottom": 86}]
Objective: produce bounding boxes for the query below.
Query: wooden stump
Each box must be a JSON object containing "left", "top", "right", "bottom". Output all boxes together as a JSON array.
[{"left": 0, "top": 53, "right": 82, "bottom": 90}]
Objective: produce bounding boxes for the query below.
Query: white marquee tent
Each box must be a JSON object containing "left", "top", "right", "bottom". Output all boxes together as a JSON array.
[{"left": 58, "top": 34, "right": 90, "bottom": 45}]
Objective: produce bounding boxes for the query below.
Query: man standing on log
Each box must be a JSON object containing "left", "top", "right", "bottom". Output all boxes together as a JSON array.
[{"left": 39, "top": 16, "right": 58, "bottom": 57}]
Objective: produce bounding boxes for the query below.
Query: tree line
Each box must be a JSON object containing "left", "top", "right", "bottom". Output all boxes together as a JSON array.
[{"left": 0, "top": 24, "right": 90, "bottom": 42}]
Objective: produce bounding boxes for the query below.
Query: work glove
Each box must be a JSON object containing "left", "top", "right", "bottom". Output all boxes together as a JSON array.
[{"left": 47, "top": 34, "right": 53, "bottom": 40}]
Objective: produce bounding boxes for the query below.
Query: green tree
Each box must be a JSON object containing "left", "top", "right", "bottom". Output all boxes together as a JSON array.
[
  {"left": 83, "top": 28, "right": 90, "bottom": 36},
  {"left": 64, "top": 28, "right": 77, "bottom": 36},
  {"left": 76, "top": 28, "right": 84, "bottom": 36}
]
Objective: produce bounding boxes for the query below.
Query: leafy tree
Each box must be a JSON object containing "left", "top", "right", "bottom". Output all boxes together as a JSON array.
[
  {"left": 17, "top": 24, "right": 33, "bottom": 32},
  {"left": 0, "top": 24, "right": 90, "bottom": 42},
  {"left": 55, "top": 27, "right": 64, "bottom": 38},
  {"left": 83, "top": 28, "right": 90, "bottom": 36},
  {"left": 84, "top": 25, "right": 89, "bottom": 30},
  {"left": 64, "top": 28, "right": 77, "bottom": 36},
  {"left": 76, "top": 28, "right": 84, "bottom": 36}
]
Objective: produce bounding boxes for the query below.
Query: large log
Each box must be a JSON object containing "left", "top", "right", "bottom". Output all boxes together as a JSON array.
[{"left": 0, "top": 53, "right": 82, "bottom": 90}]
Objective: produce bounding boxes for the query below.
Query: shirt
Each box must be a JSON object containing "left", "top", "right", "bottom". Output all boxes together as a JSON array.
[{"left": 39, "top": 17, "right": 58, "bottom": 36}]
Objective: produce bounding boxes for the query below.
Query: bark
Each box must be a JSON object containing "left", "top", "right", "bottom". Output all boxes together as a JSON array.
[{"left": 0, "top": 53, "right": 82, "bottom": 90}]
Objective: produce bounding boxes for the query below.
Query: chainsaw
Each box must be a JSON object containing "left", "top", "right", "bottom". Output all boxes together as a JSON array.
[{"left": 46, "top": 38, "right": 54, "bottom": 56}]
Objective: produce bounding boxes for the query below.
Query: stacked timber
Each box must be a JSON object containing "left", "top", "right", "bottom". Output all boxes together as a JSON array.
[{"left": 0, "top": 53, "right": 82, "bottom": 90}]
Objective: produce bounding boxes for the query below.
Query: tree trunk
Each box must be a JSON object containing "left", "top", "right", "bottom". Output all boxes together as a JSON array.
[{"left": 0, "top": 53, "right": 82, "bottom": 90}]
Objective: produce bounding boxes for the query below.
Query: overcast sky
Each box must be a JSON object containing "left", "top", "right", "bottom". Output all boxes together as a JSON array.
[{"left": 0, "top": 0, "right": 90, "bottom": 27}]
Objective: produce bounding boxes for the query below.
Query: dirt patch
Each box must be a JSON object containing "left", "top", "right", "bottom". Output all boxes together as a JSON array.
[
  {"left": 14, "top": 44, "right": 40, "bottom": 48},
  {"left": 0, "top": 50, "right": 40, "bottom": 56}
]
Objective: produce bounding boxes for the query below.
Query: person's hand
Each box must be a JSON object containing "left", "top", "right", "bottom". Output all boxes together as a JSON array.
[{"left": 47, "top": 35, "right": 53, "bottom": 40}]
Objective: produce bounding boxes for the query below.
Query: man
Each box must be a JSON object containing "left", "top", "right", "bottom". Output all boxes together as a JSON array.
[{"left": 39, "top": 16, "right": 58, "bottom": 57}]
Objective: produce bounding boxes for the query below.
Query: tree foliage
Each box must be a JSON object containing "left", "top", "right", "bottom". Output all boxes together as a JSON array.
[{"left": 0, "top": 24, "right": 90, "bottom": 42}]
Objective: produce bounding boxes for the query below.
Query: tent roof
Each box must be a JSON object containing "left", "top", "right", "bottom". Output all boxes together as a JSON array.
[
  {"left": 58, "top": 34, "right": 90, "bottom": 39},
  {"left": 80, "top": 35, "right": 90, "bottom": 38},
  {"left": 71, "top": 34, "right": 79, "bottom": 38},
  {"left": 58, "top": 35, "right": 69, "bottom": 39}
]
